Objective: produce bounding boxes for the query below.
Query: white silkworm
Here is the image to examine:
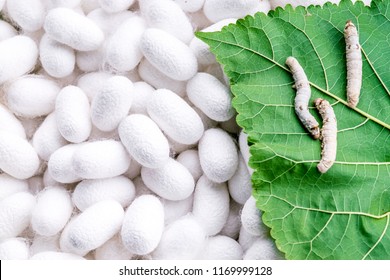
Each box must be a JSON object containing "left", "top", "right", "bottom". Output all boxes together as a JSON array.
[
  {"left": 344, "top": 20, "right": 362, "bottom": 108},
  {"left": 285, "top": 56, "right": 320, "bottom": 139},
  {"left": 314, "top": 98, "right": 337, "bottom": 174}
]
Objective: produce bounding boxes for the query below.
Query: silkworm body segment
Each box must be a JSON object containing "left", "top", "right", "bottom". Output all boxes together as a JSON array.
[{"left": 286, "top": 56, "right": 320, "bottom": 139}]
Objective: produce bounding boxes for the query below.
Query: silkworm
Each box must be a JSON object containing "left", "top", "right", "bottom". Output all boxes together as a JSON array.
[
  {"left": 314, "top": 98, "right": 337, "bottom": 173},
  {"left": 286, "top": 56, "right": 320, "bottom": 139},
  {"left": 344, "top": 20, "right": 362, "bottom": 108}
]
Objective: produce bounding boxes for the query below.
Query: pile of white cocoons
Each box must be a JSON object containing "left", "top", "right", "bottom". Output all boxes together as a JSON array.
[{"left": 0, "top": 0, "right": 289, "bottom": 260}]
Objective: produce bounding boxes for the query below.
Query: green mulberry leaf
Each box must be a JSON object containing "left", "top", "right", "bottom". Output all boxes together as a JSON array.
[{"left": 196, "top": 0, "right": 390, "bottom": 259}]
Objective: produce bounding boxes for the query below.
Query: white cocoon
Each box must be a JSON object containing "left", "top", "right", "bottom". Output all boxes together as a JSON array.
[
  {"left": 192, "top": 175, "right": 230, "bottom": 236},
  {"left": 40, "top": 34, "right": 76, "bottom": 78},
  {"left": 152, "top": 214, "right": 206, "bottom": 260},
  {"left": 0, "top": 192, "right": 36, "bottom": 239},
  {"left": 7, "top": 0, "right": 46, "bottom": 32},
  {"left": 72, "top": 140, "right": 131, "bottom": 179},
  {"left": 203, "top": 0, "right": 262, "bottom": 22},
  {"left": 91, "top": 76, "right": 133, "bottom": 132},
  {"left": 201, "top": 235, "right": 243, "bottom": 260},
  {"left": 105, "top": 16, "right": 146, "bottom": 72},
  {"left": 0, "top": 104, "right": 26, "bottom": 139},
  {"left": 0, "top": 174, "right": 29, "bottom": 200},
  {"left": 140, "top": 28, "right": 198, "bottom": 81},
  {"left": 138, "top": 58, "right": 186, "bottom": 96},
  {"left": 147, "top": 89, "right": 204, "bottom": 145},
  {"left": 30, "top": 251, "right": 85, "bottom": 260},
  {"left": 5, "top": 75, "right": 60, "bottom": 118},
  {"left": 0, "top": 131, "right": 40, "bottom": 179},
  {"left": 72, "top": 176, "right": 136, "bottom": 211},
  {"left": 118, "top": 114, "right": 169, "bottom": 168},
  {"left": 176, "top": 150, "right": 203, "bottom": 182},
  {"left": 243, "top": 238, "right": 284, "bottom": 260},
  {"left": 95, "top": 235, "right": 133, "bottom": 260},
  {"left": 0, "top": 20, "right": 18, "bottom": 41},
  {"left": 47, "top": 143, "right": 83, "bottom": 184},
  {"left": 60, "top": 200, "right": 124, "bottom": 256},
  {"left": 198, "top": 128, "right": 238, "bottom": 183},
  {"left": 172, "top": 0, "right": 205, "bottom": 12},
  {"left": 55, "top": 86, "right": 92, "bottom": 143},
  {"left": 0, "top": 238, "right": 29, "bottom": 260},
  {"left": 228, "top": 153, "right": 252, "bottom": 204},
  {"left": 31, "top": 187, "right": 73, "bottom": 236},
  {"left": 141, "top": 0, "right": 194, "bottom": 43},
  {"left": 141, "top": 158, "right": 195, "bottom": 201},
  {"left": 238, "top": 130, "right": 254, "bottom": 175},
  {"left": 187, "top": 73, "right": 235, "bottom": 122},
  {"left": 44, "top": 7, "right": 104, "bottom": 51},
  {"left": 76, "top": 71, "right": 113, "bottom": 101},
  {"left": 0, "top": 36, "right": 38, "bottom": 85},
  {"left": 220, "top": 199, "right": 242, "bottom": 239},
  {"left": 241, "top": 196, "right": 269, "bottom": 237},
  {"left": 121, "top": 195, "right": 164, "bottom": 255},
  {"left": 32, "top": 113, "right": 68, "bottom": 161}
]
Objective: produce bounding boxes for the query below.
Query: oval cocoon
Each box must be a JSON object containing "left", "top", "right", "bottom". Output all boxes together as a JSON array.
[
  {"left": 0, "top": 174, "right": 29, "bottom": 200},
  {"left": 176, "top": 150, "right": 202, "bottom": 182},
  {"left": 55, "top": 86, "right": 91, "bottom": 143},
  {"left": 141, "top": 158, "right": 195, "bottom": 201},
  {"left": 121, "top": 195, "right": 164, "bottom": 255},
  {"left": 0, "top": 238, "right": 29, "bottom": 260},
  {"left": 91, "top": 76, "right": 133, "bottom": 132},
  {"left": 192, "top": 175, "right": 229, "bottom": 236},
  {"left": 7, "top": 0, "right": 45, "bottom": 32},
  {"left": 39, "top": 33, "right": 76, "bottom": 78},
  {"left": 118, "top": 114, "right": 169, "bottom": 168},
  {"left": 147, "top": 89, "right": 204, "bottom": 145},
  {"left": 60, "top": 200, "right": 124, "bottom": 256},
  {"left": 5, "top": 75, "right": 60, "bottom": 118},
  {"left": 0, "top": 131, "right": 40, "bottom": 179},
  {"left": 201, "top": 235, "right": 243, "bottom": 260},
  {"left": 241, "top": 196, "right": 269, "bottom": 237},
  {"left": 140, "top": 28, "right": 197, "bottom": 81},
  {"left": 0, "top": 20, "right": 17, "bottom": 41},
  {"left": 243, "top": 238, "right": 284, "bottom": 260},
  {"left": 0, "top": 192, "right": 36, "bottom": 239},
  {"left": 198, "top": 128, "right": 238, "bottom": 183},
  {"left": 228, "top": 154, "right": 252, "bottom": 204},
  {"left": 0, "top": 36, "right": 38, "bottom": 85},
  {"left": 31, "top": 187, "right": 73, "bottom": 236},
  {"left": 0, "top": 104, "right": 26, "bottom": 139},
  {"left": 187, "top": 72, "right": 234, "bottom": 121},
  {"left": 73, "top": 176, "right": 136, "bottom": 211},
  {"left": 95, "top": 235, "right": 133, "bottom": 260},
  {"left": 72, "top": 140, "right": 131, "bottom": 179},
  {"left": 152, "top": 214, "right": 206, "bottom": 260},
  {"left": 44, "top": 7, "right": 104, "bottom": 51},
  {"left": 98, "top": 0, "right": 135, "bottom": 13}
]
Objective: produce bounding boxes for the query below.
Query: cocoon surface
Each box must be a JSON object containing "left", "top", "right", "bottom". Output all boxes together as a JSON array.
[
  {"left": 0, "top": 174, "right": 29, "bottom": 200},
  {"left": 176, "top": 150, "right": 203, "bottom": 182},
  {"left": 200, "top": 235, "right": 243, "bottom": 260},
  {"left": 6, "top": 0, "right": 46, "bottom": 32},
  {"left": 0, "top": 131, "right": 40, "bottom": 179},
  {"left": 140, "top": 28, "right": 197, "bottom": 81},
  {"left": 147, "top": 89, "right": 204, "bottom": 145},
  {"left": 121, "top": 195, "right": 164, "bottom": 255},
  {"left": 72, "top": 176, "right": 136, "bottom": 211},
  {"left": 192, "top": 175, "right": 230, "bottom": 236},
  {"left": 30, "top": 251, "right": 85, "bottom": 260},
  {"left": 118, "top": 114, "right": 169, "bottom": 168},
  {"left": 152, "top": 214, "right": 206, "bottom": 260},
  {"left": 55, "top": 86, "right": 92, "bottom": 143},
  {"left": 141, "top": 158, "right": 195, "bottom": 201},
  {"left": 0, "top": 104, "right": 26, "bottom": 139},
  {"left": 60, "top": 200, "right": 124, "bottom": 256},
  {"left": 228, "top": 154, "right": 252, "bottom": 205},
  {"left": 187, "top": 73, "right": 234, "bottom": 122},
  {"left": 0, "top": 36, "right": 38, "bottom": 85},
  {"left": 0, "top": 192, "right": 36, "bottom": 239},
  {"left": 241, "top": 196, "right": 268, "bottom": 237},
  {"left": 0, "top": 238, "right": 29, "bottom": 260},
  {"left": 95, "top": 235, "right": 133, "bottom": 260},
  {"left": 72, "top": 140, "right": 131, "bottom": 179},
  {"left": 44, "top": 7, "right": 104, "bottom": 51},
  {"left": 31, "top": 187, "right": 73, "bottom": 236},
  {"left": 198, "top": 128, "right": 238, "bottom": 183}
]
